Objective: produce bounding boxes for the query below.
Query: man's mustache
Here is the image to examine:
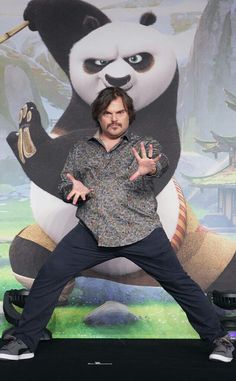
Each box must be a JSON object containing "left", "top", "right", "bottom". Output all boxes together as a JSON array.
[{"left": 108, "top": 123, "right": 122, "bottom": 127}]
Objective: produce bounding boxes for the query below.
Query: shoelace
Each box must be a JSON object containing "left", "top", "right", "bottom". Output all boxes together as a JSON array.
[
  {"left": 5, "top": 336, "right": 23, "bottom": 346},
  {"left": 215, "top": 337, "right": 233, "bottom": 348}
]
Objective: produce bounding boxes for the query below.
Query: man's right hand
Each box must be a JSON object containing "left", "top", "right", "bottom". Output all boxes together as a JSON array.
[{"left": 66, "top": 173, "right": 94, "bottom": 205}]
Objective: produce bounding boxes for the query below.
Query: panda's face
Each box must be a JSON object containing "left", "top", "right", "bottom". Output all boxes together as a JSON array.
[{"left": 69, "top": 22, "right": 177, "bottom": 110}]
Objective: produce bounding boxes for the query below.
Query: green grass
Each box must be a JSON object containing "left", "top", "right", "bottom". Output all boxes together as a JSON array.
[
  {"left": 49, "top": 303, "right": 198, "bottom": 339},
  {"left": 0, "top": 265, "right": 20, "bottom": 299},
  {"left": 0, "top": 242, "right": 198, "bottom": 339},
  {"left": 0, "top": 199, "right": 34, "bottom": 300},
  {"left": 0, "top": 302, "right": 198, "bottom": 339},
  {"left": 0, "top": 243, "right": 10, "bottom": 258},
  {"left": 0, "top": 261, "right": 198, "bottom": 339},
  {"left": 0, "top": 248, "right": 198, "bottom": 339},
  {"left": 0, "top": 199, "right": 34, "bottom": 239}
]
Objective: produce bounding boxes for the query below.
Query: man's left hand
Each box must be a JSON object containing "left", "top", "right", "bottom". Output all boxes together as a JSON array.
[{"left": 130, "top": 142, "right": 161, "bottom": 181}]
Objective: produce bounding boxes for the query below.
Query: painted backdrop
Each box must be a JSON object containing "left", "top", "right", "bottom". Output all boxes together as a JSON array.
[{"left": 0, "top": 0, "right": 236, "bottom": 339}]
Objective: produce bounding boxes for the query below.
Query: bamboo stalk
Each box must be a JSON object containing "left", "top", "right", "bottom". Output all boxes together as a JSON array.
[{"left": 0, "top": 21, "right": 29, "bottom": 44}]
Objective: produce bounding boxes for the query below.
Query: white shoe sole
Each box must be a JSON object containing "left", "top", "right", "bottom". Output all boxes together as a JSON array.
[
  {"left": 0, "top": 353, "right": 34, "bottom": 360},
  {"left": 209, "top": 354, "right": 232, "bottom": 363}
]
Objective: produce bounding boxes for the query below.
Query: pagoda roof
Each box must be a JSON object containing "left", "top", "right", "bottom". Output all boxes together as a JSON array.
[
  {"left": 194, "top": 138, "right": 221, "bottom": 153},
  {"left": 182, "top": 165, "right": 236, "bottom": 188},
  {"left": 195, "top": 131, "right": 236, "bottom": 153},
  {"left": 225, "top": 100, "right": 236, "bottom": 112},
  {"left": 211, "top": 131, "right": 236, "bottom": 145},
  {"left": 224, "top": 89, "right": 236, "bottom": 112}
]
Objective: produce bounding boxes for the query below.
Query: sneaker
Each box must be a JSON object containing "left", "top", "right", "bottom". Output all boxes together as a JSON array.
[
  {"left": 0, "top": 337, "right": 34, "bottom": 361},
  {"left": 209, "top": 335, "right": 234, "bottom": 363}
]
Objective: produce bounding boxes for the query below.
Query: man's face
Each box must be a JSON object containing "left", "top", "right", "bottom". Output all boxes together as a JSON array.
[{"left": 98, "top": 96, "right": 130, "bottom": 139}]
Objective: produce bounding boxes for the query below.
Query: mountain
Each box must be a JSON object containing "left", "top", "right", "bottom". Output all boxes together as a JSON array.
[{"left": 179, "top": 0, "right": 236, "bottom": 149}]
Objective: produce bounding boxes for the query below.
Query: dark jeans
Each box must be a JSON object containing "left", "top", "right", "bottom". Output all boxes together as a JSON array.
[{"left": 15, "top": 224, "right": 226, "bottom": 351}]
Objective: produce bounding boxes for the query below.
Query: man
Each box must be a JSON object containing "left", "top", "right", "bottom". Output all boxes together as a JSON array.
[{"left": 0, "top": 87, "right": 234, "bottom": 362}]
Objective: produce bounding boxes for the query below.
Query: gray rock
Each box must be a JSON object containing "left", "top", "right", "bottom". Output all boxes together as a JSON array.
[{"left": 84, "top": 301, "right": 140, "bottom": 326}]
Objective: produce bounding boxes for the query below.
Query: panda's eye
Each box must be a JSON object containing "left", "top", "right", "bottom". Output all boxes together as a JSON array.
[
  {"left": 94, "top": 59, "right": 109, "bottom": 66},
  {"left": 124, "top": 53, "right": 154, "bottom": 72},
  {"left": 84, "top": 58, "right": 113, "bottom": 74},
  {"left": 128, "top": 55, "right": 142, "bottom": 64}
]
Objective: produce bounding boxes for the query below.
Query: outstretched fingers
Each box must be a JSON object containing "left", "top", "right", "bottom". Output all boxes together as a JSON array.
[
  {"left": 154, "top": 153, "right": 162, "bottom": 162},
  {"left": 130, "top": 143, "right": 162, "bottom": 181},
  {"left": 66, "top": 173, "right": 76, "bottom": 182},
  {"left": 66, "top": 173, "right": 94, "bottom": 204},
  {"left": 131, "top": 146, "right": 141, "bottom": 162},
  {"left": 129, "top": 170, "right": 140, "bottom": 182},
  {"left": 140, "top": 142, "right": 147, "bottom": 158},
  {"left": 148, "top": 144, "right": 153, "bottom": 158}
]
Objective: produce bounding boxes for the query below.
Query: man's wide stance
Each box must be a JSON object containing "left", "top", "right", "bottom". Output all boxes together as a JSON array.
[{"left": 0, "top": 87, "right": 234, "bottom": 362}]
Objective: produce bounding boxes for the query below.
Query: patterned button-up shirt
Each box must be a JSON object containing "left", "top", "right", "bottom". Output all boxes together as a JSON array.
[{"left": 58, "top": 130, "right": 169, "bottom": 247}]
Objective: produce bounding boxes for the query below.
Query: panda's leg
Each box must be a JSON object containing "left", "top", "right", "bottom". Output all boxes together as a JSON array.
[
  {"left": 14, "top": 223, "right": 114, "bottom": 352},
  {"left": 9, "top": 224, "right": 75, "bottom": 304},
  {"left": 7, "top": 102, "right": 50, "bottom": 165}
]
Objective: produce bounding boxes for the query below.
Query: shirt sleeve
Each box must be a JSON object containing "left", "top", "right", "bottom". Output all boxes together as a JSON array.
[
  {"left": 145, "top": 138, "right": 169, "bottom": 178},
  {"left": 58, "top": 144, "right": 81, "bottom": 202}
]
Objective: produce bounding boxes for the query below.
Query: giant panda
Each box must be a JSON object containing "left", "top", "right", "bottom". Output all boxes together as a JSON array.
[{"left": 7, "top": 0, "right": 236, "bottom": 298}]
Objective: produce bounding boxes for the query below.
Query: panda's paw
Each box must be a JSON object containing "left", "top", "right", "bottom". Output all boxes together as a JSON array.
[{"left": 16, "top": 102, "right": 42, "bottom": 164}]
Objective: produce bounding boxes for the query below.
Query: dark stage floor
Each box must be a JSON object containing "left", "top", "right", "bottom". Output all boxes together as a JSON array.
[{"left": 0, "top": 339, "right": 235, "bottom": 381}]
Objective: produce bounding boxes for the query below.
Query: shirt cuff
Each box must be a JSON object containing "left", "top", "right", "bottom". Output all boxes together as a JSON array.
[
  {"left": 58, "top": 183, "right": 73, "bottom": 202},
  {"left": 149, "top": 154, "right": 169, "bottom": 178}
]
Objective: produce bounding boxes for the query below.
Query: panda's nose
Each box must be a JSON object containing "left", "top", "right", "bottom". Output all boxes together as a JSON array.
[{"left": 105, "top": 74, "right": 131, "bottom": 87}]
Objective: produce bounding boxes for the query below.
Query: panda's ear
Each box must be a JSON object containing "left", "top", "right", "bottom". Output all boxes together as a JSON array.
[
  {"left": 140, "top": 12, "right": 156, "bottom": 26},
  {"left": 83, "top": 15, "right": 103, "bottom": 33}
]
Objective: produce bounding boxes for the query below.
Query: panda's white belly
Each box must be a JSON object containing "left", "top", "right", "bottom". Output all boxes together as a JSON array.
[{"left": 30, "top": 179, "right": 179, "bottom": 276}]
